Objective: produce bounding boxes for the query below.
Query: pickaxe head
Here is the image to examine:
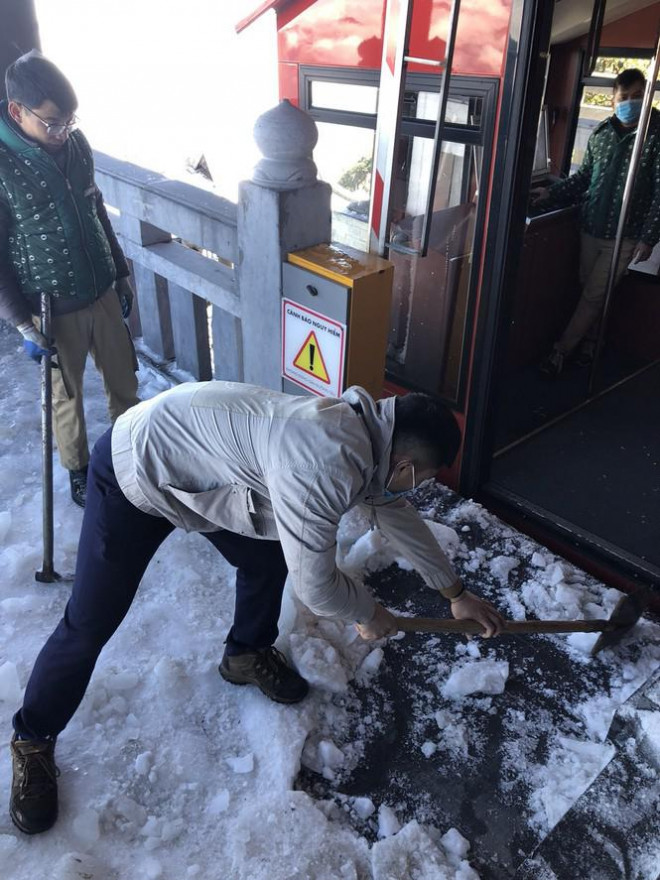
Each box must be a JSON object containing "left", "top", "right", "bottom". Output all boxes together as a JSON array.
[{"left": 591, "top": 591, "right": 650, "bottom": 656}]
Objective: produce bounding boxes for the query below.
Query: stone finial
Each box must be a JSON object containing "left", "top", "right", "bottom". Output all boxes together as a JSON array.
[{"left": 252, "top": 99, "right": 318, "bottom": 190}]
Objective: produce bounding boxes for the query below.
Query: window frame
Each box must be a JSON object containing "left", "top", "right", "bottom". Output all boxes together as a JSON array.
[{"left": 299, "top": 65, "right": 498, "bottom": 407}]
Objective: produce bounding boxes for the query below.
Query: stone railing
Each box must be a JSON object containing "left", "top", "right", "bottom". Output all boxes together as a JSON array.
[{"left": 95, "top": 100, "right": 331, "bottom": 390}]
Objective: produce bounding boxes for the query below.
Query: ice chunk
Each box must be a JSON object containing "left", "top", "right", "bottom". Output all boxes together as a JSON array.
[
  {"left": 358, "top": 647, "right": 384, "bottom": 678},
  {"left": 489, "top": 555, "right": 520, "bottom": 582},
  {"left": 352, "top": 796, "right": 375, "bottom": 819},
  {"left": 0, "top": 660, "right": 22, "bottom": 703},
  {"left": 318, "top": 739, "right": 345, "bottom": 770},
  {"left": 442, "top": 660, "right": 509, "bottom": 698},
  {"left": 135, "top": 751, "right": 153, "bottom": 775},
  {"left": 289, "top": 635, "right": 349, "bottom": 693},
  {"left": 226, "top": 753, "right": 254, "bottom": 774},
  {"left": 547, "top": 562, "right": 567, "bottom": 586},
  {"left": 377, "top": 804, "right": 401, "bottom": 838},
  {"left": 531, "top": 552, "right": 547, "bottom": 568},
  {"left": 441, "top": 827, "right": 470, "bottom": 859},
  {"left": 421, "top": 740, "right": 437, "bottom": 758},
  {"left": 208, "top": 789, "right": 230, "bottom": 815}
]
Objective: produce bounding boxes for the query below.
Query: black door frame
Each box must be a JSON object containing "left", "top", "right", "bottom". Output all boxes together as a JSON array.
[
  {"left": 461, "top": 0, "right": 554, "bottom": 495},
  {"left": 460, "top": 0, "right": 660, "bottom": 596}
]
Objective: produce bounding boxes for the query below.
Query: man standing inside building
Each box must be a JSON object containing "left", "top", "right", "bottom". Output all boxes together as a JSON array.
[
  {"left": 534, "top": 68, "right": 660, "bottom": 376},
  {"left": 0, "top": 51, "right": 139, "bottom": 506}
]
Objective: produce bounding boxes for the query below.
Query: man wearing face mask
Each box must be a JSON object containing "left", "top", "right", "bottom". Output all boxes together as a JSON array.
[
  {"left": 532, "top": 68, "right": 660, "bottom": 376},
  {"left": 9, "top": 380, "right": 504, "bottom": 834},
  {"left": 0, "top": 51, "right": 139, "bottom": 507}
]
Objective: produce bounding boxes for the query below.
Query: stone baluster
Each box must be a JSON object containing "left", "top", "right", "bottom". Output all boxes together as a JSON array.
[{"left": 236, "top": 100, "right": 331, "bottom": 390}]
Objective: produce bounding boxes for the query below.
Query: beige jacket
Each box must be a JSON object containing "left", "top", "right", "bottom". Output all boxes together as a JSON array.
[{"left": 112, "top": 381, "right": 459, "bottom": 623}]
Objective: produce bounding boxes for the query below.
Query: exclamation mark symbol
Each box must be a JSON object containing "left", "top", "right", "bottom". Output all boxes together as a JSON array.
[{"left": 309, "top": 343, "right": 315, "bottom": 373}]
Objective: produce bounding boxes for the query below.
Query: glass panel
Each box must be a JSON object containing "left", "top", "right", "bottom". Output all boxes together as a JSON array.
[
  {"left": 310, "top": 81, "right": 379, "bottom": 115},
  {"left": 314, "top": 121, "right": 375, "bottom": 251},
  {"left": 402, "top": 91, "right": 482, "bottom": 126},
  {"left": 386, "top": 133, "right": 480, "bottom": 400},
  {"left": 592, "top": 54, "right": 653, "bottom": 80}
]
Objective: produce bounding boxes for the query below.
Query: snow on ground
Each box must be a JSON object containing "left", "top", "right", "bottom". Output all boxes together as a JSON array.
[{"left": 0, "top": 323, "right": 659, "bottom": 879}]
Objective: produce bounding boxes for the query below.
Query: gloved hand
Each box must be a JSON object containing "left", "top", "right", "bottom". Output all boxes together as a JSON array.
[
  {"left": 17, "top": 322, "right": 56, "bottom": 363},
  {"left": 115, "top": 277, "right": 134, "bottom": 319}
]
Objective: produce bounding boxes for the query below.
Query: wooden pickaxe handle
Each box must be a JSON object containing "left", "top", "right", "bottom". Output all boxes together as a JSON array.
[{"left": 394, "top": 616, "right": 614, "bottom": 635}]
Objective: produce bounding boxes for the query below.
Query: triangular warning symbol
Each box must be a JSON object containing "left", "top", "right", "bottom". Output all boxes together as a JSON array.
[{"left": 293, "top": 331, "right": 330, "bottom": 383}]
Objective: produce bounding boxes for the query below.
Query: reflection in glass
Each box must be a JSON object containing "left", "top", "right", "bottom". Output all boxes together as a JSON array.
[
  {"left": 314, "top": 121, "right": 375, "bottom": 251},
  {"left": 386, "top": 133, "right": 481, "bottom": 400},
  {"left": 311, "top": 81, "right": 379, "bottom": 115}
]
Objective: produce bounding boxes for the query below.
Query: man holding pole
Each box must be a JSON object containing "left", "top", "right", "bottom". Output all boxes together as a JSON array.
[{"left": 0, "top": 50, "right": 139, "bottom": 507}]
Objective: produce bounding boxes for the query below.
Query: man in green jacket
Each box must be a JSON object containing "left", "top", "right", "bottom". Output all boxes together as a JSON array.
[
  {"left": 534, "top": 68, "right": 660, "bottom": 376},
  {"left": 0, "top": 51, "right": 139, "bottom": 505}
]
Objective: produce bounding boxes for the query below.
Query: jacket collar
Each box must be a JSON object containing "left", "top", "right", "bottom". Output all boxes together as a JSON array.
[
  {"left": 0, "top": 100, "right": 43, "bottom": 155},
  {"left": 341, "top": 385, "right": 396, "bottom": 495}
]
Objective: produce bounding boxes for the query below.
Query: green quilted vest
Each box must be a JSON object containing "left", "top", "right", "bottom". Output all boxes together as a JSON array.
[{"left": 0, "top": 103, "right": 116, "bottom": 315}]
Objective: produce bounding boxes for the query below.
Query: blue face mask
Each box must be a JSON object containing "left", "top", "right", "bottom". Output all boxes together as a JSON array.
[{"left": 615, "top": 98, "right": 643, "bottom": 125}]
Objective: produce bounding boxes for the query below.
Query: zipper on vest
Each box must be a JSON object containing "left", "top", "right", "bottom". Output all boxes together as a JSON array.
[{"left": 51, "top": 146, "right": 99, "bottom": 298}]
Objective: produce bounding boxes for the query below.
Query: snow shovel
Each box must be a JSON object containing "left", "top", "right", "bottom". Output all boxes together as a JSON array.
[
  {"left": 35, "top": 291, "right": 62, "bottom": 583},
  {"left": 394, "top": 591, "right": 650, "bottom": 656}
]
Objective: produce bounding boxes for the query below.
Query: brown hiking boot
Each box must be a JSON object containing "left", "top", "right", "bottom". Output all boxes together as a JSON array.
[
  {"left": 10, "top": 735, "right": 59, "bottom": 834},
  {"left": 219, "top": 646, "right": 309, "bottom": 704}
]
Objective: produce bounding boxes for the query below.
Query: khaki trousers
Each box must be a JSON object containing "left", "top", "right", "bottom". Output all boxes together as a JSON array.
[
  {"left": 34, "top": 286, "right": 139, "bottom": 471},
  {"left": 556, "top": 232, "right": 636, "bottom": 356}
]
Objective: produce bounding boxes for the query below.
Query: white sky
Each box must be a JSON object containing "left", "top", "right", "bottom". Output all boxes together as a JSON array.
[{"left": 33, "top": 0, "right": 279, "bottom": 197}]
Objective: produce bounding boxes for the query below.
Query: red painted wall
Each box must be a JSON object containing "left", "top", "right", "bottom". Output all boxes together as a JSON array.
[
  {"left": 276, "top": 0, "right": 513, "bottom": 104},
  {"left": 597, "top": 1, "right": 660, "bottom": 48}
]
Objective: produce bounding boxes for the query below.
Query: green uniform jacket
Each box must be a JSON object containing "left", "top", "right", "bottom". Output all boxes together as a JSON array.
[
  {"left": 0, "top": 101, "right": 127, "bottom": 324},
  {"left": 546, "top": 108, "right": 660, "bottom": 245}
]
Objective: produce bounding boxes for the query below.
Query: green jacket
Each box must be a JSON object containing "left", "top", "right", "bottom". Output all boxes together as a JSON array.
[
  {"left": 546, "top": 108, "right": 660, "bottom": 244},
  {"left": 0, "top": 101, "right": 128, "bottom": 324}
]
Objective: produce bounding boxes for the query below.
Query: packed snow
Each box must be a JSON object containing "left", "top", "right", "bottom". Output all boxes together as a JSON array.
[{"left": 0, "top": 324, "right": 659, "bottom": 878}]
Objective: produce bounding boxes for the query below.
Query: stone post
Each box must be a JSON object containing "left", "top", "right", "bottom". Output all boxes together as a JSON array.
[{"left": 237, "top": 99, "right": 331, "bottom": 390}]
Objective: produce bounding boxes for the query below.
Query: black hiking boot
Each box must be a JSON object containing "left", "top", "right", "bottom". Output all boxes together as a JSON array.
[
  {"left": 219, "top": 646, "right": 309, "bottom": 704},
  {"left": 573, "top": 343, "right": 595, "bottom": 368},
  {"left": 69, "top": 466, "right": 87, "bottom": 508},
  {"left": 10, "top": 735, "right": 59, "bottom": 834},
  {"left": 539, "top": 348, "right": 564, "bottom": 378}
]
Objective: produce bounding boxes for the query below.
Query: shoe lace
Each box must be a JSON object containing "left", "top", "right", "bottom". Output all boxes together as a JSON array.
[
  {"left": 17, "top": 745, "right": 60, "bottom": 799},
  {"left": 253, "top": 647, "right": 288, "bottom": 685}
]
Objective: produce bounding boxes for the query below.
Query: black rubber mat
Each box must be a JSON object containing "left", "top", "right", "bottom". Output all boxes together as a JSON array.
[{"left": 491, "top": 363, "right": 660, "bottom": 568}]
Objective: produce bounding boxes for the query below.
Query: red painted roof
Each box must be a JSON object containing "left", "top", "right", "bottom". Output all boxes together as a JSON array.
[{"left": 235, "top": 1, "right": 294, "bottom": 33}]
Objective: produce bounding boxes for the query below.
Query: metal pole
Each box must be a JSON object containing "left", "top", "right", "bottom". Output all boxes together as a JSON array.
[
  {"left": 35, "top": 291, "right": 60, "bottom": 583},
  {"left": 588, "top": 41, "right": 660, "bottom": 396}
]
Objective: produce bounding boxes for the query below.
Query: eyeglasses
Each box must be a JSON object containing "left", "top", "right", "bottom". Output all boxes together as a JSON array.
[{"left": 24, "top": 105, "right": 78, "bottom": 136}]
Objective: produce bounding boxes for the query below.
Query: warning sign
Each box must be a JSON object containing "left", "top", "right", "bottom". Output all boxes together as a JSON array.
[
  {"left": 282, "top": 299, "right": 346, "bottom": 397},
  {"left": 293, "top": 331, "right": 331, "bottom": 383}
]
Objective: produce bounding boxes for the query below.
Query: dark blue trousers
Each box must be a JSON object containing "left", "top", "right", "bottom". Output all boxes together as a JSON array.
[{"left": 14, "top": 428, "right": 289, "bottom": 740}]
